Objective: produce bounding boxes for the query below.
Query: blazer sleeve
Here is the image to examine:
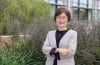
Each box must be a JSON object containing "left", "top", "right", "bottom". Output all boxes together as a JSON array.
[
  {"left": 42, "top": 32, "right": 53, "bottom": 55},
  {"left": 61, "top": 31, "right": 77, "bottom": 58}
]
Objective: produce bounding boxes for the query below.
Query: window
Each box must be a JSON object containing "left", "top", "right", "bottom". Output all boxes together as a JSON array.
[
  {"left": 57, "top": 0, "right": 64, "bottom": 5},
  {"left": 72, "top": 0, "right": 78, "bottom": 7},
  {"left": 97, "top": 0, "right": 100, "bottom": 9},
  {"left": 88, "top": 0, "right": 93, "bottom": 5},
  {"left": 48, "top": 0, "right": 64, "bottom": 5},
  {"left": 88, "top": 10, "right": 93, "bottom": 21},
  {"left": 88, "top": 0, "right": 93, "bottom": 8},
  {"left": 97, "top": 11, "right": 100, "bottom": 20},
  {"left": 51, "top": 6, "right": 55, "bottom": 16},
  {"left": 48, "top": 0, "right": 55, "bottom": 4},
  {"left": 79, "top": 9, "right": 88, "bottom": 20},
  {"left": 72, "top": 8, "right": 79, "bottom": 20},
  {"left": 73, "top": 0, "right": 78, "bottom": 3},
  {"left": 80, "top": 0, "right": 87, "bottom": 8},
  {"left": 48, "top": 0, "right": 65, "bottom": 15},
  {"left": 80, "top": 0, "right": 87, "bottom": 4}
]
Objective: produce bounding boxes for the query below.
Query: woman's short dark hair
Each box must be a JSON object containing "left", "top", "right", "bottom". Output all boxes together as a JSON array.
[{"left": 54, "top": 8, "right": 71, "bottom": 22}]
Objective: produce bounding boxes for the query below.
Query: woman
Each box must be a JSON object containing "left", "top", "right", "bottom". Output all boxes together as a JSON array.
[{"left": 42, "top": 8, "right": 77, "bottom": 65}]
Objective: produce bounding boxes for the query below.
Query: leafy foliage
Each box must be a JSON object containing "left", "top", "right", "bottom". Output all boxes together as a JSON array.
[
  {"left": 0, "top": 0, "right": 51, "bottom": 35},
  {"left": 0, "top": 38, "right": 45, "bottom": 65}
]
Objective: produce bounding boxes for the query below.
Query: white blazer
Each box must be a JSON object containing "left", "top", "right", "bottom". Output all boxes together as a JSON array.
[{"left": 42, "top": 29, "right": 77, "bottom": 65}]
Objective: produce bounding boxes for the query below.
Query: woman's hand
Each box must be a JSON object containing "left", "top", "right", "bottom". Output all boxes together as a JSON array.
[{"left": 57, "top": 48, "right": 69, "bottom": 56}]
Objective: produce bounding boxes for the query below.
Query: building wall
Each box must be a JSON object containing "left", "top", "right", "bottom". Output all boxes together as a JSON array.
[{"left": 46, "top": 0, "right": 100, "bottom": 21}]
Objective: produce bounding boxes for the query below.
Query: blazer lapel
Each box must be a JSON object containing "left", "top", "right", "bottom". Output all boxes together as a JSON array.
[{"left": 53, "top": 30, "right": 57, "bottom": 48}]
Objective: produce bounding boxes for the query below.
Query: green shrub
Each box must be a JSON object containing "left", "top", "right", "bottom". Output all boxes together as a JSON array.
[{"left": 0, "top": 0, "right": 51, "bottom": 35}]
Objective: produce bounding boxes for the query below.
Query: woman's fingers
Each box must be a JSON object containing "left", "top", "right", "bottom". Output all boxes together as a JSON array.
[
  {"left": 58, "top": 48, "right": 69, "bottom": 56},
  {"left": 64, "top": 49, "right": 69, "bottom": 56},
  {"left": 62, "top": 49, "right": 68, "bottom": 56}
]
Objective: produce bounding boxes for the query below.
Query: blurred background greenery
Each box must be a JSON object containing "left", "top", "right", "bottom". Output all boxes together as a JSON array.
[
  {"left": 0, "top": 0, "right": 51, "bottom": 35},
  {"left": 0, "top": 0, "right": 100, "bottom": 65}
]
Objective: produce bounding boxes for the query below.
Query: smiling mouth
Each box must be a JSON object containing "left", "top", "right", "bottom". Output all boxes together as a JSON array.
[{"left": 59, "top": 22, "right": 64, "bottom": 24}]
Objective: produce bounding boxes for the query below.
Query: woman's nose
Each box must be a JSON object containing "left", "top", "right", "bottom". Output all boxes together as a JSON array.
[{"left": 60, "top": 18, "right": 64, "bottom": 22}]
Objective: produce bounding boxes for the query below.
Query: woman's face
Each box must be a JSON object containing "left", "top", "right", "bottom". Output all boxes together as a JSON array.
[{"left": 55, "top": 13, "right": 68, "bottom": 28}]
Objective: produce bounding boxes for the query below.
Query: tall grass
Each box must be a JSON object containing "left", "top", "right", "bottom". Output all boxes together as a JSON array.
[{"left": 0, "top": 38, "right": 45, "bottom": 65}]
